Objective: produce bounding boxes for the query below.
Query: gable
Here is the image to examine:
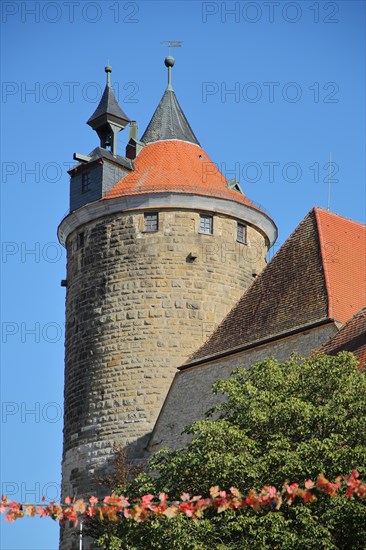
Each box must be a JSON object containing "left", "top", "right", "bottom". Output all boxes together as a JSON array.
[
  {"left": 320, "top": 307, "right": 366, "bottom": 368},
  {"left": 187, "top": 208, "right": 366, "bottom": 365},
  {"left": 315, "top": 208, "right": 366, "bottom": 323},
  {"left": 188, "top": 209, "right": 329, "bottom": 363}
]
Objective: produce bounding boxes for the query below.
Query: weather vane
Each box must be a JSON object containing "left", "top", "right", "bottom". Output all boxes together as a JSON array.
[{"left": 160, "top": 41, "right": 183, "bottom": 56}]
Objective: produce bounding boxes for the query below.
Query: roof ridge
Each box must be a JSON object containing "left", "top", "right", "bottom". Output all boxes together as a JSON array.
[
  {"left": 265, "top": 209, "right": 315, "bottom": 264},
  {"left": 314, "top": 207, "right": 333, "bottom": 319},
  {"left": 313, "top": 206, "right": 366, "bottom": 228}
]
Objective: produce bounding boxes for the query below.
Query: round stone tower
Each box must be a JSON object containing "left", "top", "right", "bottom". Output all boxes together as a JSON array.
[{"left": 58, "top": 60, "right": 277, "bottom": 549}]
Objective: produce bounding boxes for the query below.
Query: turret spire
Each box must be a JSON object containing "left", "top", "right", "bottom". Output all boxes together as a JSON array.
[
  {"left": 140, "top": 57, "right": 200, "bottom": 146},
  {"left": 87, "top": 66, "right": 130, "bottom": 156}
]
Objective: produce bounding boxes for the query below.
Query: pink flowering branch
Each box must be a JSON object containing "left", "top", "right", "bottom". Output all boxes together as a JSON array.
[{"left": 1, "top": 470, "right": 365, "bottom": 526}]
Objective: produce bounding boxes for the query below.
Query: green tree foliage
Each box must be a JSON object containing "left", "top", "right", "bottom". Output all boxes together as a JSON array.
[{"left": 92, "top": 352, "right": 366, "bottom": 549}]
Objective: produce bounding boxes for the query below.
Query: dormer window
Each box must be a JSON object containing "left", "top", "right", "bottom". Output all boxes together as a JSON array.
[
  {"left": 199, "top": 215, "right": 213, "bottom": 235},
  {"left": 237, "top": 223, "right": 247, "bottom": 244},
  {"left": 82, "top": 172, "right": 91, "bottom": 193},
  {"left": 144, "top": 212, "right": 158, "bottom": 232}
]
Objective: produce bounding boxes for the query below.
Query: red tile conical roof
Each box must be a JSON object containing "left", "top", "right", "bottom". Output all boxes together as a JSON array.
[{"left": 103, "top": 140, "right": 259, "bottom": 210}]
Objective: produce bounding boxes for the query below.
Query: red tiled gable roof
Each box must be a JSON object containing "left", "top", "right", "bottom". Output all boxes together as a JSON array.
[
  {"left": 320, "top": 307, "right": 366, "bottom": 368},
  {"left": 103, "top": 140, "right": 257, "bottom": 209},
  {"left": 315, "top": 208, "right": 366, "bottom": 323},
  {"left": 187, "top": 207, "right": 366, "bottom": 365}
]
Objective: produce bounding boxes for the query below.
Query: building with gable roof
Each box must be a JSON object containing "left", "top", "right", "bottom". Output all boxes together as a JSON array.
[
  {"left": 58, "top": 59, "right": 366, "bottom": 549},
  {"left": 149, "top": 208, "right": 366, "bottom": 453}
]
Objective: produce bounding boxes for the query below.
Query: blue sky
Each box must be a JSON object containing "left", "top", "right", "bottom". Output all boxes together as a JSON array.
[{"left": 1, "top": 1, "right": 365, "bottom": 548}]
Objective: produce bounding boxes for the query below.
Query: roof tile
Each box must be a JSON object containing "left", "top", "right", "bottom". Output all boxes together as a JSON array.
[
  {"left": 315, "top": 208, "right": 366, "bottom": 323},
  {"left": 320, "top": 307, "right": 366, "bottom": 368},
  {"left": 103, "top": 140, "right": 257, "bottom": 209}
]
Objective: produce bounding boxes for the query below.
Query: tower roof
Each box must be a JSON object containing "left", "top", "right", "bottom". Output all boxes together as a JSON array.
[
  {"left": 185, "top": 208, "right": 366, "bottom": 365},
  {"left": 60, "top": 58, "right": 277, "bottom": 247},
  {"left": 140, "top": 89, "right": 200, "bottom": 145},
  {"left": 104, "top": 139, "right": 257, "bottom": 210},
  {"left": 104, "top": 58, "right": 273, "bottom": 216},
  {"left": 87, "top": 66, "right": 130, "bottom": 128},
  {"left": 140, "top": 55, "right": 199, "bottom": 146}
]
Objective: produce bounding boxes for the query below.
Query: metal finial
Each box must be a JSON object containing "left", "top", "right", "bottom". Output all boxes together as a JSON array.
[
  {"left": 161, "top": 41, "right": 182, "bottom": 90},
  {"left": 165, "top": 56, "right": 175, "bottom": 90},
  {"left": 105, "top": 65, "right": 112, "bottom": 86}
]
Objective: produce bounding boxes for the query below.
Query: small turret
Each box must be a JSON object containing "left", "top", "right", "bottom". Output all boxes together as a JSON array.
[
  {"left": 87, "top": 66, "right": 130, "bottom": 156},
  {"left": 68, "top": 67, "right": 133, "bottom": 212}
]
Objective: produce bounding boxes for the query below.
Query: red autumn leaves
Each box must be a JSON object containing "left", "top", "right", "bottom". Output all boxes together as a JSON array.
[{"left": 1, "top": 470, "right": 365, "bottom": 526}]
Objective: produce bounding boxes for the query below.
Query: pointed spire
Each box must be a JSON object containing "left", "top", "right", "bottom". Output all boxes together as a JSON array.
[
  {"left": 140, "top": 58, "right": 200, "bottom": 146},
  {"left": 87, "top": 66, "right": 130, "bottom": 156}
]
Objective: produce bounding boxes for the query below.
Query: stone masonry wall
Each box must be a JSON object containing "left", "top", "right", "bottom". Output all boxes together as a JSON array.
[
  {"left": 61, "top": 207, "right": 268, "bottom": 548},
  {"left": 149, "top": 322, "right": 338, "bottom": 454}
]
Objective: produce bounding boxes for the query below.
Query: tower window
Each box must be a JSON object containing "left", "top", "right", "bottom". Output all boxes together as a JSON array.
[
  {"left": 78, "top": 232, "right": 85, "bottom": 248},
  {"left": 237, "top": 223, "right": 247, "bottom": 244},
  {"left": 199, "top": 215, "right": 213, "bottom": 235},
  {"left": 81, "top": 172, "right": 91, "bottom": 193},
  {"left": 144, "top": 212, "right": 158, "bottom": 232}
]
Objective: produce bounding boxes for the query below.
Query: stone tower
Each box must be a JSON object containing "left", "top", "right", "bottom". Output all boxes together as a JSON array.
[{"left": 58, "top": 59, "right": 277, "bottom": 549}]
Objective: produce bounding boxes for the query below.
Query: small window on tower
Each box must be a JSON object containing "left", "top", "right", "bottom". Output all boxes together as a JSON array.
[
  {"left": 81, "top": 172, "right": 91, "bottom": 193},
  {"left": 237, "top": 223, "right": 247, "bottom": 244},
  {"left": 144, "top": 212, "right": 158, "bottom": 232},
  {"left": 199, "top": 215, "right": 213, "bottom": 235},
  {"left": 78, "top": 232, "right": 85, "bottom": 249}
]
